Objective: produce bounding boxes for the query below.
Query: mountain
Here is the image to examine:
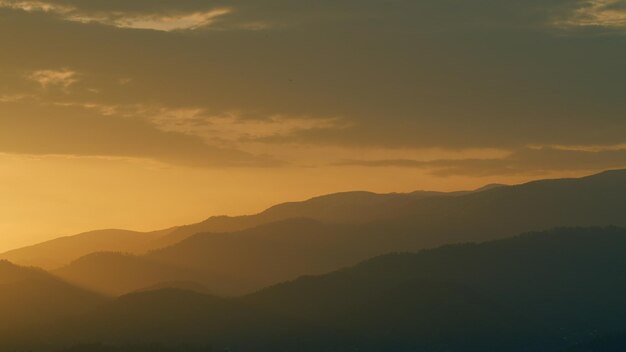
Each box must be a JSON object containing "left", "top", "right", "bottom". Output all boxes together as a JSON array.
[
  {"left": 564, "top": 331, "right": 626, "bottom": 352},
  {"left": 151, "top": 166, "right": 626, "bottom": 252},
  {"left": 54, "top": 252, "right": 199, "bottom": 296},
  {"left": 36, "top": 288, "right": 289, "bottom": 352},
  {"left": 0, "top": 190, "right": 455, "bottom": 270},
  {"left": 0, "top": 259, "right": 44, "bottom": 285},
  {"left": 245, "top": 226, "right": 626, "bottom": 328},
  {"left": 56, "top": 281, "right": 518, "bottom": 352},
  {"left": 133, "top": 281, "right": 212, "bottom": 295},
  {"left": 0, "top": 229, "right": 173, "bottom": 270},
  {"left": 7, "top": 168, "right": 606, "bottom": 272},
  {"left": 237, "top": 226, "right": 626, "bottom": 351},
  {"left": 149, "top": 188, "right": 491, "bottom": 248},
  {"left": 0, "top": 260, "right": 105, "bottom": 349},
  {"left": 148, "top": 219, "right": 369, "bottom": 295},
  {"left": 54, "top": 219, "right": 366, "bottom": 295},
  {"left": 98, "top": 190, "right": 458, "bottom": 252},
  {"left": 55, "top": 170, "right": 626, "bottom": 296},
  {"left": 18, "top": 227, "right": 626, "bottom": 352}
]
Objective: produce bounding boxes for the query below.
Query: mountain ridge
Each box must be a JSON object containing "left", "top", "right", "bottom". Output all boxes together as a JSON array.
[
  {"left": 10, "top": 226, "right": 626, "bottom": 352},
  {"left": 53, "top": 169, "right": 626, "bottom": 295},
  {"left": 0, "top": 181, "right": 509, "bottom": 269}
]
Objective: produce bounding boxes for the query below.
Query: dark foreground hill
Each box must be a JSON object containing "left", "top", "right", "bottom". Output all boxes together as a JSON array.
[
  {"left": 0, "top": 261, "right": 106, "bottom": 349},
  {"left": 7, "top": 227, "right": 626, "bottom": 352},
  {"left": 564, "top": 331, "right": 626, "bottom": 352},
  {"left": 56, "top": 170, "right": 626, "bottom": 295}
]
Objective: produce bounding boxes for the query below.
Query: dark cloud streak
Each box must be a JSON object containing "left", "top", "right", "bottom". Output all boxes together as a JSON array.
[
  {"left": 336, "top": 147, "right": 626, "bottom": 176},
  {"left": 0, "top": 101, "right": 281, "bottom": 167}
]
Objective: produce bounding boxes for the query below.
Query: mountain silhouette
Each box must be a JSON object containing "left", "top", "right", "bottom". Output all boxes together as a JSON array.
[
  {"left": 8, "top": 169, "right": 625, "bottom": 274},
  {"left": 54, "top": 170, "right": 626, "bottom": 295},
  {"left": 133, "top": 281, "right": 212, "bottom": 295},
  {"left": 564, "top": 331, "right": 626, "bottom": 352},
  {"left": 0, "top": 190, "right": 456, "bottom": 270},
  {"left": 237, "top": 226, "right": 626, "bottom": 351},
  {"left": 0, "top": 260, "right": 105, "bottom": 349},
  {"left": 0, "top": 229, "right": 173, "bottom": 269},
  {"left": 54, "top": 252, "right": 198, "bottom": 296},
  {"left": 12, "top": 227, "right": 626, "bottom": 352}
]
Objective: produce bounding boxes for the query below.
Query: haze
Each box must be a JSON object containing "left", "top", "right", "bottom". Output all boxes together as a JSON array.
[{"left": 2, "top": 0, "right": 626, "bottom": 251}]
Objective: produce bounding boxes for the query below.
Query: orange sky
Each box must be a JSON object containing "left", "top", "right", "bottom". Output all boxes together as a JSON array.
[
  {"left": 1, "top": 0, "right": 626, "bottom": 251},
  {"left": 0, "top": 152, "right": 598, "bottom": 252}
]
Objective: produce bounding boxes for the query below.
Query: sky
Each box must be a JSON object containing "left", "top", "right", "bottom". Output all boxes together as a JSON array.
[{"left": 1, "top": 0, "right": 626, "bottom": 251}]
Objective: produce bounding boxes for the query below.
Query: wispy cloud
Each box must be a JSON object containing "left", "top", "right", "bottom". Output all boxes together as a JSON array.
[
  {"left": 336, "top": 146, "right": 626, "bottom": 177},
  {"left": 528, "top": 143, "right": 626, "bottom": 152},
  {"left": 147, "top": 108, "right": 346, "bottom": 144},
  {"left": 51, "top": 101, "right": 118, "bottom": 116},
  {"left": 0, "top": 0, "right": 232, "bottom": 31},
  {"left": 0, "top": 94, "right": 31, "bottom": 103},
  {"left": 0, "top": 99, "right": 284, "bottom": 168},
  {"left": 111, "top": 8, "right": 232, "bottom": 31},
  {"left": 556, "top": 0, "right": 626, "bottom": 30},
  {"left": 27, "top": 69, "right": 78, "bottom": 88},
  {"left": 0, "top": 0, "right": 70, "bottom": 13}
]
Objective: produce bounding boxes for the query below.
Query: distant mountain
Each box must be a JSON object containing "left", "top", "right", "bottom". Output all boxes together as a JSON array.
[
  {"left": 133, "top": 281, "right": 212, "bottom": 295},
  {"left": 0, "top": 260, "right": 105, "bottom": 348},
  {"left": 54, "top": 219, "right": 359, "bottom": 295},
  {"left": 18, "top": 227, "right": 626, "bottom": 352},
  {"left": 0, "top": 172, "right": 558, "bottom": 271},
  {"left": 56, "top": 170, "right": 626, "bottom": 295},
  {"left": 0, "top": 229, "right": 172, "bottom": 270},
  {"left": 0, "top": 189, "right": 457, "bottom": 270},
  {"left": 114, "top": 189, "right": 460, "bottom": 252},
  {"left": 153, "top": 188, "right": 496, "bottom": 245},
  {"left": 0, "top": 259, "right": 45, "bottom": 285},
  {"left": 54, "top": 252, "right": 198, "bottom": 296}
]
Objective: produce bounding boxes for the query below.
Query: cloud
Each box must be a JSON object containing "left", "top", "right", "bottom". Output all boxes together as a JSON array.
[
  {"left": 0, "top": 94, "right": 31, "bottom": 102},
  {"left": 0, "top": 0, "right": 232, "bottom": 31},
  {"left": 27, "top": 69, "right": 78, "bottom": 88},
  {"left": 336, "top": 146, "right": 626, "bottom": 177},
  {"left": 0, "top": 0, "right": 70, "bottom": 12},
  {"left": 2, "top": 0, "right": 626, "bottom": 162},
  {"left": 555, "top": 0, "right": 626, "bottom": 30},
  {"left": 0, "top": 0, "right": 578, "bottom": 33},
  {"left": 146, "top": 108, "right": 346, "bottom": 145},
  {"left": 0, "top": 99, "right": 282, "bottom": 167},
  {"left": 111, "top": 8, "right": 231, "bottom": 31}
]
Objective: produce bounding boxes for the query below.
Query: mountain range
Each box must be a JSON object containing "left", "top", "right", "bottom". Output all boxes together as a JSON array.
[
  {"left": 3, "top": 227, "right": 626, "bottom": 351},
  {"left": 35, "top": 169, "right": 626, "bottom": 295},
  {"left": 2, "top": 169, "right": 626, "bottom": 351}
]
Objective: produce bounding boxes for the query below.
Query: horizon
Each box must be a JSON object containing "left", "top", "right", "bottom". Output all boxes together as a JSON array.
[
  {"left": 2, "top": 158, "right": 603, "bottom": 253},
  {"left": 2, "top": 167, "right": 622, "bottom": 253}
]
